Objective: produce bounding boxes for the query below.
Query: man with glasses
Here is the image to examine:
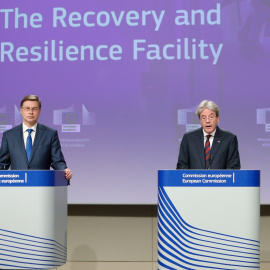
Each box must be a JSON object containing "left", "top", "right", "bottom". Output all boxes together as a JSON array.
[
  {"left": 176, "top": 100, "right": 240, "bottom": 169},
  {"left": 0, "top": 95, "right": 72, "bottom": 180}
]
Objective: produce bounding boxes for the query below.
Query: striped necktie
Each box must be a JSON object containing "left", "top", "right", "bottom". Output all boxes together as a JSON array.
[
  {"left": 205, "top": 135, "right": 211, "bottom": 168},
  {"left": 26, "top": 129, "right": 33, "bottom": 161}
]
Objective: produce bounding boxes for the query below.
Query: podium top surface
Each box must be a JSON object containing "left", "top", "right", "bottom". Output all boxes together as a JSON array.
[
  {"left": 158, "top": 170, "right": 260, "bottom": 187},
  {"left": 0, "top": 170, "right": 68, "bottom": 187}
]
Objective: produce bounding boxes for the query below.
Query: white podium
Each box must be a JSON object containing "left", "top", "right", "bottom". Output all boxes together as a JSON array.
[
  {"left": 158, "top": 170, "right": 260, "bottom": 270},
  {"left": 0, "top": 170, "right": 68, "bottom": 270}
]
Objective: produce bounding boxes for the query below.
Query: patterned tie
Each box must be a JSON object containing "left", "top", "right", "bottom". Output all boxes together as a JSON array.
[
  {"left": 26, "top": 129, "right": 33, "bottom": 161},
  {"left": 205, "top": 135, "right": 211, "bottom": 168}
]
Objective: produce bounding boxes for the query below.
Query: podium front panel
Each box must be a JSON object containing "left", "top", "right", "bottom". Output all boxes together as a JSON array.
[
  {"left": 158, "top": 170, "right": 260, "bottom": 270},
  {"left": 0, "top": 170, "right": 68, "bottom": 270}
]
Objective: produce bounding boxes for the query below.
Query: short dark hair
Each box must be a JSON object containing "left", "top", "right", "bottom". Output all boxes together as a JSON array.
[{"left": 20, "top": 95, "right": 41, "bottom": 108}]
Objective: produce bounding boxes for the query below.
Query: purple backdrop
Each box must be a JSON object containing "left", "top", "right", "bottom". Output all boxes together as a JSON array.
[{"left": 1, "top": 0, "right": 270, "bottom": 204}]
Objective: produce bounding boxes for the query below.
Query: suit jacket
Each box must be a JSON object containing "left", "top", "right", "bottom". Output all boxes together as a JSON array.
[
  {"left": 0, "top": 123, "right": 67, "bottom": 170},
  {"left": 176, "top": 126, "right": 241, "bottom": 169}
]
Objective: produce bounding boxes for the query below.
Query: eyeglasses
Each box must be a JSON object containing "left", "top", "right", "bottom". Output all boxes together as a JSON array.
[
  {"left": 22, "top": 107, "right": 40, "bottom": 112},
  {"left": 200, "top": 115, "right": 216, "bottom": 122}
]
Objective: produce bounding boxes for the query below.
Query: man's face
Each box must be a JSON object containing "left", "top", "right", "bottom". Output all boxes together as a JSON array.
[
  {"left": 200, "top": 108, "right": 219, "bottom": 134},
  {"left": 20, "top": 100, "right": 41, "bottom": 127}
]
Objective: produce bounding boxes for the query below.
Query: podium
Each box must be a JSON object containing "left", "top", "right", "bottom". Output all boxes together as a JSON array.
[
  {"left": 158, "top": 170, "right": 260, "bottom": 270},
  {"left": 0, "top": 170, "right": 68, "bottom": 270}
]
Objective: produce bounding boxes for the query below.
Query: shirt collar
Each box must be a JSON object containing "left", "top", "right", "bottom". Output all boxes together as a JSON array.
[
  {"left": 203, "top": 129, "right": 216, "bottom": 138},
  {"left": 22, "top": 123, "right": 38, "bottom": 133}
]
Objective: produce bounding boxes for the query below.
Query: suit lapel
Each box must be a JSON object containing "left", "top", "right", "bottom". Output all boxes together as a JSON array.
[
  {"left": 17, "top": 124, "right": 29, "bottom": 164},
  {"left": 29, "top": 123, "right": 44, "bottom": 163},
  {"left": 211, "top": 126, "right": 222, "bottom": 162},
  {"left": 195, "top": 128, "right": 205, "bottom": 168}
]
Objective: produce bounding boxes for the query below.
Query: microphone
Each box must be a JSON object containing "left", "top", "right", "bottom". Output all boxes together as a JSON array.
[
  {"left": 4, "top": 154, "right": 10, "bottom": 170},
  {"left": 207, "top": 154, "right": 212, "bottom": 170}
]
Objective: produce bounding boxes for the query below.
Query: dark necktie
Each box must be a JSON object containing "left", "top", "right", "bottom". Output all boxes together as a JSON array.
[
  {"left": 26, "top": 129, "right": 33, "bottom": 161},
  {"left": 205, "top": 135, "right": 211, "bottom": 168}
]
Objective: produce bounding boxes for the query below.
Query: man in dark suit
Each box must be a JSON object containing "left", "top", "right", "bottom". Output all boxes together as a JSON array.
[
  {"left": 176, "top": 100, "right": 240, "bottom": 169},
  {"left": 0, "top": 95, "right": 72, "bottom": 180}
]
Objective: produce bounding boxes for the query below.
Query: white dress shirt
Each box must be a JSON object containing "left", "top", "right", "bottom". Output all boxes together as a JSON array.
[
  {"left": 22, "top": 123, "right": 37, "bottom": 149},
  {"left": 203, "top": 129, "right": 216, "bottom": 148}
]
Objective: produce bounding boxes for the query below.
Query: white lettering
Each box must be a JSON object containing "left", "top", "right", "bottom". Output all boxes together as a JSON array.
[
  {"left": 175, "top": 4, "right": 221, "bottom": 26},
  {"left": 52, "top": 8, "right": 164, "bottom": 31}
]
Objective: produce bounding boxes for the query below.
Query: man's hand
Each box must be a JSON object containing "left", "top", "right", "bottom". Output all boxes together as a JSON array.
[{"left": 64, "top": 168, "right": 72, "bottom": 180}]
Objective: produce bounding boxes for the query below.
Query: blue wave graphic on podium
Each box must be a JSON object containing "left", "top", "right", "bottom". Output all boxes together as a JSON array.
[
  {"left": 158, "top": 187, "right": 260, "bottom": 270},
  {"left": 0, "top": 228, "right": 66, "bottom": 269}
]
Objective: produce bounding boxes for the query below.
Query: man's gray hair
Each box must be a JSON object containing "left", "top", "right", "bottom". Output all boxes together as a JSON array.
[{"left": 196, "top": 100, "right": 220, "bottom": 118}]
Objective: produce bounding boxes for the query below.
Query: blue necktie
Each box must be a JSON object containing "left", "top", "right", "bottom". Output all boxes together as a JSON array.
[{"left": 26, "top": 129, "right": 33, "bottom": 161}]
